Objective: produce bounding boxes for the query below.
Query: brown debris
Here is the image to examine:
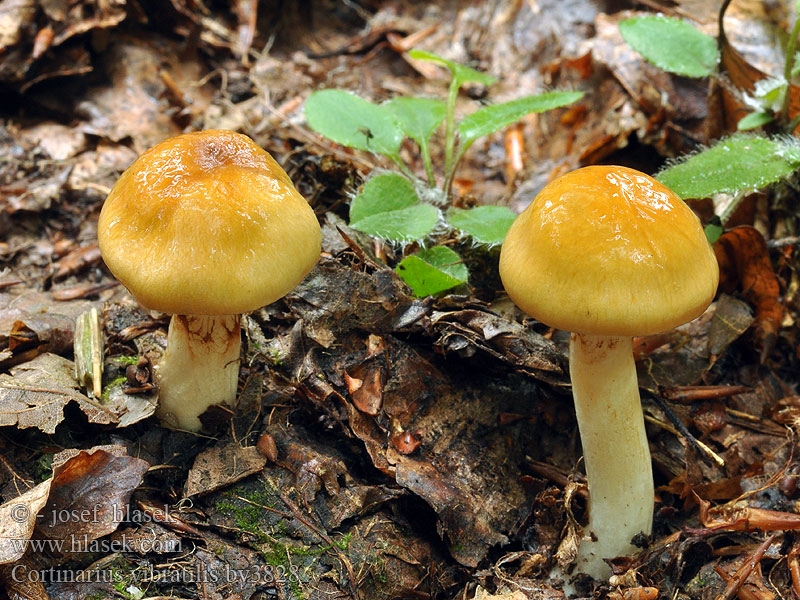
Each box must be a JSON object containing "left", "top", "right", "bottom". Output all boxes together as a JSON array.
[
  {"left": 184, "top": 443, "right": 267, "bottom": 497},
  {"left": 714, "top": 226, "right": 784, "bottom": 362}
]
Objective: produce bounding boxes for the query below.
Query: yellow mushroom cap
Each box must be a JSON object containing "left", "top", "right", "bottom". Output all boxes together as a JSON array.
[
  {"left": 499, "top": 165, "right": 719, "bottom": 336},
  {"left": 98, "top": 130, "right": 322, "bottom": 315}
]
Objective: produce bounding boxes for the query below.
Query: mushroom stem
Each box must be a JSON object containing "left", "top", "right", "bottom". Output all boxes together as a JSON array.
[
  {"left": 155, "top": 314, "right": 241, "bottom": 431},
  {"left": 569, "top": 333, "right": 653, "bottom": 580}
]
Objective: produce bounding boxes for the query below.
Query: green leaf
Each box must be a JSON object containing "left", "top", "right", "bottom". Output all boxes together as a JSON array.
[
  {"left": 304, "top": 90, "right": 403, "bottom": 156},
  {"left": 351, "top": 205, "right": 440, "bottom": 242},
  {"left": 704, "top": 221, "right": 724, "bottom": 244},
  {"left": 619, "top": 16, "right": 719, "bottom": 78},
  {"left": 448, "top": 205, "right": 517, "bottom": 245},
  {"left": 384, "top": 97, "right": 446, "bottom": 148},
  {"left": 395, "top": 246, "right": 468, "bottom": 297},
  {"left": 457, "top": 91, "right": 584, "bottom": 148},
  {"left": 408, "top": 49, "right": 497, "bottom": 88},
  {"left": 350, "top": 173, "right": 418, "bottom": 223},
  {"left": 349, "top": 173, "right": 439, "bottom": 242},
  {"left": 737, "top": 111, "right": 774, "bottom": 131},
  {"left": 657, "top": 134, "right": 800, "bottom": 199}
]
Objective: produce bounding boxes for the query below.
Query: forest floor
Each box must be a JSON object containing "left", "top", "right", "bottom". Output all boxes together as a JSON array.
[{"left": 1, "top": 1, "right": 799, "bottom": 599}]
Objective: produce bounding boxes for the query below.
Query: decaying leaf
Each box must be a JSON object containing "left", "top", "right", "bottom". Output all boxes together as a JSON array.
[
  {"left": 0, "top": 290, "right": 100, "bottom": 369},
  {"left": 713, "top": 0, "right": 800, "bottom": 134},
  {"left": 344, "top": 334, "right": 388, "bottom": 415},
  {"left": 430, "top": 309, "right": 564, "bottom": 377},
  {"left": 0, "top": 479, "right": 52, "bottom": 564},
  {"left": 714, "top": 226, "right": 783, "bottom": 361},
  {"left": 0, "top": 445, "right": 147, "bottom": 568},
  {"left": 184, "top": 443, "right": 267, "bottom": 497},
  {"left": 708, "top": 294, "right": 756, "bottom": 357},
  {"left": 287, "top": 259, "right": 428, "bottom": 348},
  {"left": 40, "top": 446, "right": 150, "bottom": 547},
  {"left": 101, "top": 376, "right": 158, "bottom": 428},
  {"left": 0, "top": 353, "right": 116, "bottom": 432},
  {"left": 0, "top": 556, "right": 48, "bottom": 600},
  {"left": 338, "top": 335, "right": 538, "bottom": 567}
]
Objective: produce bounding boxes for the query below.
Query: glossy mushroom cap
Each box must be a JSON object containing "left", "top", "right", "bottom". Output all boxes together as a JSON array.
[
  {"left": 499, "top": 165, "right": 719, "bottom": 336},
  {"left": 98, "top": 130, "right": 321, "bottom": 315}
]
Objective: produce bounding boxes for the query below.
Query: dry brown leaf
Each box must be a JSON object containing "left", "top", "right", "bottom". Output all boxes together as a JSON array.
[
  {"left": 0, "top": 480, "right": 51, "bottom": 564},
  {"left": 714, "top": 226, "right": 783, "bottom": 361},
  {"left": 0, "top": 353, "right": 116, "bottom": 432},
  {"left": 474, "top": 586, "right": 528, "bottom": 600},
  {"left": 184, "top": 443, "right": 267, "bottom": 497},
  {"left": 708, "top": 294, "right": 756, "bottom": 357},
  {"left": 38, "top": 445, "right": 150, "bottom": 551}
]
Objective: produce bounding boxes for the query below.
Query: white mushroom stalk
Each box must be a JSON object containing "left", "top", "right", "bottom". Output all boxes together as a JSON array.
[
  {"left": 156, "top": 315, "right": 241, "bottom": 432},
  {"left": 569, "top": 333, "right": 653, "bottom": 579}
]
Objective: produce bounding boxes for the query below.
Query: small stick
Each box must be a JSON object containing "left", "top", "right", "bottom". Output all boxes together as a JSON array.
[
  {"left": 645, "top": 391, "right": 726, "bottom": 467},
  {"left": 714, "top": 534, "right": 775, "bottom": 600}
]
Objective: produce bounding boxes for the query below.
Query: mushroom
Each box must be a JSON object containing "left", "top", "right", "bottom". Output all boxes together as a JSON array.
[
  {"left": 98, "top": 130, "right": 321, "bottom": 431},
  {"left": 499, "top": 165, "right": 718, "bottom": 580}
]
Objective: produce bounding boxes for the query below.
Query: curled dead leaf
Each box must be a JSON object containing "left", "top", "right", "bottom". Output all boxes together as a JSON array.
[{"left": 714, "top": 227, "right": 783, "bottom": 362}]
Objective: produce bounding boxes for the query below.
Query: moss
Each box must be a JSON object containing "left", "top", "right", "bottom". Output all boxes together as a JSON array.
[
  {"left": 110, "top": 355, "right": 140, "bottom": 366},
  {"left": 215, "top": 484, "right": 278, "bottom": 543},
  {"left": 101, "top": 377, "right": 127, "bottom": 402},
  {"left": 214, "top": 482, "right": 354, "bottom": 600},
  {"left": 269, "top": 348, "right": 284, "bottom": 366},
  {"left": 333, "top": 532, "right": 351, "bottom": 551},
  {"left": 32, "top": 454, "right": 53, "bottom": 483}
]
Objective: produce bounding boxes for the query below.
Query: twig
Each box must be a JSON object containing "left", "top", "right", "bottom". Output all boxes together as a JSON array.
[
  {"left": 645, "top": 391, "right": 725, "bottom": 468},
  {"left": 713, "top": 534, "right": 776, "bottom": 600},
  {"left": 275, "top": 487, "right": 360, "bottom": 599}
]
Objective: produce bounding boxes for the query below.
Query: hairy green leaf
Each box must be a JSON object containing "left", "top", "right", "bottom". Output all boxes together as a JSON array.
[
  {"left": 349, "top": 173, "right": 418, "bottom": 223},
  {"left": 396, "top": 246, "right": 468, "bottom": 297},
  {"left": 349, "top": 173, "right": 439, "bottom": 242},
  {"left": 448, "top": 205, "right": 517, "bottom": 245},
  {"left": 408, "top": 49, "right": 497, "bottom": 88},
  {"left": 305, "top": 90, "right": 402, "bottom": 156},
  {"left": 351, "top": 205, "right": 440, "bottom": 242},
  {"left": 657, "top": 134, "right": 800, "bottom": 198},
  {"left": 619, "top": 16, "right": 718, "bottom": 78},
  {"left": 457, "top": 91, "right": 584, "bottom": 148},
  {"left": 737, "top": 112, "right": 774, "bottom": 131},
  {"left": 384, "top": 97, "right": 446, "bottom": 147}
]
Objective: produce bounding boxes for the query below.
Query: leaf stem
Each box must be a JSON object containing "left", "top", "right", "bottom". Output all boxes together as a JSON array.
[
  {"left": 444, "top": 76, "right": 459, "bottom": 175},
  {"left": 443, "top": 141, "right": 471, "bottom": 200},
  {"left": 389, "top": 155, "right": 416, "bottom": 180},
  {"left": 782, "top": 15, "right": 800, "bottom": 122},
  {"left": 419, "top": 141, "right": 436, "bottom": 187}
]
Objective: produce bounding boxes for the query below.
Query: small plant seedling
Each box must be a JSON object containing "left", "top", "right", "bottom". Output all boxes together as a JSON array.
[
  {"left": 396, "top": 246, "right": 469, "bottom": 297},
  {"left": 305, "top": 49, "right": 583, "bottom": 297},
  {"left": 619, "top": 9, "right": 800, "bottom": 243}
]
